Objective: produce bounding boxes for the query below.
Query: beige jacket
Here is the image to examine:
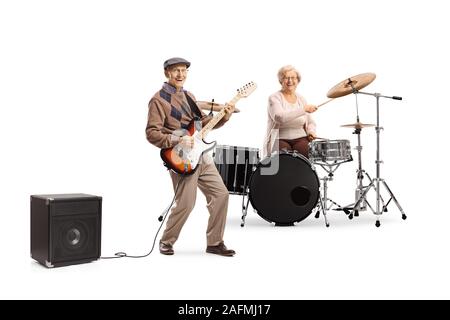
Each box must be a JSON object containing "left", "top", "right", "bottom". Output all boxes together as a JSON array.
[{"left": 146, "top": 83, "right": 227, "bottom": 149}]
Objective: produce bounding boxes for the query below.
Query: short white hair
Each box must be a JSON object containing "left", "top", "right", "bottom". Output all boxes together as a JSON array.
[{"left": 277, "top": 65, "right": 301, "bottom": 83}]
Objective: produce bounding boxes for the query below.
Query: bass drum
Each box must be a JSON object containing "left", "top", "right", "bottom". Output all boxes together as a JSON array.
[{"left": 249, "top": 151, "right": 320, "bottom": 226}]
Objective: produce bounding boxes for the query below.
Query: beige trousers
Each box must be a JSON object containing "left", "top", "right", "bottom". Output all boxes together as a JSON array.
[{"left": 160, "top": 156, "right": 229, "bottom": 247}]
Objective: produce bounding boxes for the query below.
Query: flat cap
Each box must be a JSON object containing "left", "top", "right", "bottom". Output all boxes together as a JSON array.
[{"left": 163, "top": 57, "right": 191, "bottom": 70}]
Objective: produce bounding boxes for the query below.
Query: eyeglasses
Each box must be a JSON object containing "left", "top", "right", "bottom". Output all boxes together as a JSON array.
[
  {"left": 170, "top": 68, "right": 188, "bottom": 74},
  {"left": 283, "top": 77, "right": 298, "bottom": 81}
]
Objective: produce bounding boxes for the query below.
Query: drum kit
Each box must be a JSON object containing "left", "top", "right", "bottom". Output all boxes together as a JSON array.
[{"left": 211, "top": 73, "right": 407, "bottom": 227}]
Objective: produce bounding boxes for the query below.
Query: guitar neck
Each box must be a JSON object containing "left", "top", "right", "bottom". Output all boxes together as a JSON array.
[{"left": 199, "top": 94, "right": 241, "bottom": 138}]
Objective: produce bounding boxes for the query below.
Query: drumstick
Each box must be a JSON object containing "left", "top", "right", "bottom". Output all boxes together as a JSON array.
[
  {"left": 317, "top": 98, "right": 335, "bottom": 108},
  {"left": 314, "top": 137, "right": 329, "bottom": 140}
]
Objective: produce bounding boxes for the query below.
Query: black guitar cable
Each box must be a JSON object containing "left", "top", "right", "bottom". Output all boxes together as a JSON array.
[{"left": 101, "top": 178, "right": 182, "bottom": 259}]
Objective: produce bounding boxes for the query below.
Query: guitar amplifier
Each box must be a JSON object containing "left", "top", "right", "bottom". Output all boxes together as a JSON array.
[{"left": 30, "top": 193, "right": 102, "bottom": 268}]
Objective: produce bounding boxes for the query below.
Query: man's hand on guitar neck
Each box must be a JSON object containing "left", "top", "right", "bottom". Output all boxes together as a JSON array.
[{"left": 223, "top": 103, "right": 235, "bottom": 121}]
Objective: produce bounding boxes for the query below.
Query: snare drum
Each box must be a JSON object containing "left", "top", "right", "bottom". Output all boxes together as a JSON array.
[
  {"left": 214, "top": 145, "right": 260, "bottom": 195},
  {"left": 309, "top": 139, "right": 352, "bottom": 163}
]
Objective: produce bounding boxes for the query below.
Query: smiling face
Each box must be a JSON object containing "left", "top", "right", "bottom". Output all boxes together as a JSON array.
[
  {"left": 281, "top": 70, "right": 300, "bottom": 94},
  {"left": 165, "top": 63, "right": 188, "bottom": 90}
]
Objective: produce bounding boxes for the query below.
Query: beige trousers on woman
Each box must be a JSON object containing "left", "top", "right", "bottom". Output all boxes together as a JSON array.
[{"left": 160, "top": 155, "right": 229, "bottom": 247}]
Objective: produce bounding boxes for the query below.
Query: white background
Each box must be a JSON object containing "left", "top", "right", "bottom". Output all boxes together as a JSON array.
[{"left": 1, "top": 0, "right": 449, "bottom": 299}]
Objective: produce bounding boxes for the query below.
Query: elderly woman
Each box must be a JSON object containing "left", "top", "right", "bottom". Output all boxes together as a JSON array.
[{"left": 263, "top": 65, "right": 318, "bottom": 158}]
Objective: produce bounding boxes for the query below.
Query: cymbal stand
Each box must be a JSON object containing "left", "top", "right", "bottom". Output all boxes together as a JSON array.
[
  {"left": 345, "top": 126, "right": 378, "bottom": 218},
  {"left": 351, "top": 91, "right": 407, "bottom": 227},
  {"left": 337, "top": 80, "right": 378, "bottom": 218}
]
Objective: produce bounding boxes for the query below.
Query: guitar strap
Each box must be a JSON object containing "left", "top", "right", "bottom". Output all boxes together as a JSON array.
[{"left": 184, "top": 92, "right": 203, "bottom": 120}]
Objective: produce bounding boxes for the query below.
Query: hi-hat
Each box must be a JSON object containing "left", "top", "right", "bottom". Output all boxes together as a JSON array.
[
  {"left": 327, "top": 73, "right": 376, "bottom": 98},
  {"left": 341, "top": 122, "right": 375, "bottom": 129},
  {"left": 196, "top": 101, "right": 240, "bottom": 113}
]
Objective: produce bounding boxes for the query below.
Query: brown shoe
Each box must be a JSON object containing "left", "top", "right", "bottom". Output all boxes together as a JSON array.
[
  {"left": 159, "top": 241, "right": 174, "bottom": 255},
  {"left": 206, "top": 242, "right": 235, "bottom": 257}
]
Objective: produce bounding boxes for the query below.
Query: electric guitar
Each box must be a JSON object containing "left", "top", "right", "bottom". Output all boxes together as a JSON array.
[{"left": 160, "top": 82, "right": 257, "bottom": 175}]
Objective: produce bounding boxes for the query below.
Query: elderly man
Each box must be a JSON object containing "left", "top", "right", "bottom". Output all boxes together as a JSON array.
[{"left": 146, "top": 57, "right": 236, "bottom": 256}]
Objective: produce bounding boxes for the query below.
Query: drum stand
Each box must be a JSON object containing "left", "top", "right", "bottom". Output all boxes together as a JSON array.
[
  {"left": 240, "top": 159, "right": 252, "bottom": 227},
  {"left": 241, "top": 194, "right": 251, "bottom": 227},
  {"left": 351, "top": 91, "right": 407, "bottom": 227},
  {"left": 314, "top": 163, "right": 347, "bottom": 227}
]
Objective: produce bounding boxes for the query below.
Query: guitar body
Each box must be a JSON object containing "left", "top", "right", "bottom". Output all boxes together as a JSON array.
[
  {"left": 160, "top": 81, "right": 256, "bottom": 175},
  {"left": 160, "top": 119, "right": 217, "bottom": 175}
]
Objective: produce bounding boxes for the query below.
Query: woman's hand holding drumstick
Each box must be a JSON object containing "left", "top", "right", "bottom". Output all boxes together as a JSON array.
[{"left": 305, "top": 98, "right": 335, "bottom": 140}]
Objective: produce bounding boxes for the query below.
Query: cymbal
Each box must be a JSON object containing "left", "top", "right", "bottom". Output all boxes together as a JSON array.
[
  {"left": 327, "top": 73, "right": 376, "bottom": 98},
  {"left": 196, "top": 101, "right": 240, "bottom": 113},
  {"left": 341, "top": 122, "right": 375, "bottom": 129}
]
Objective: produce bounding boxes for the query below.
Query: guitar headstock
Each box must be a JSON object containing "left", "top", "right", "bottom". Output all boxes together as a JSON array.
[{"left": 236, "top": 81, "right": 257, "bottom": 98}]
